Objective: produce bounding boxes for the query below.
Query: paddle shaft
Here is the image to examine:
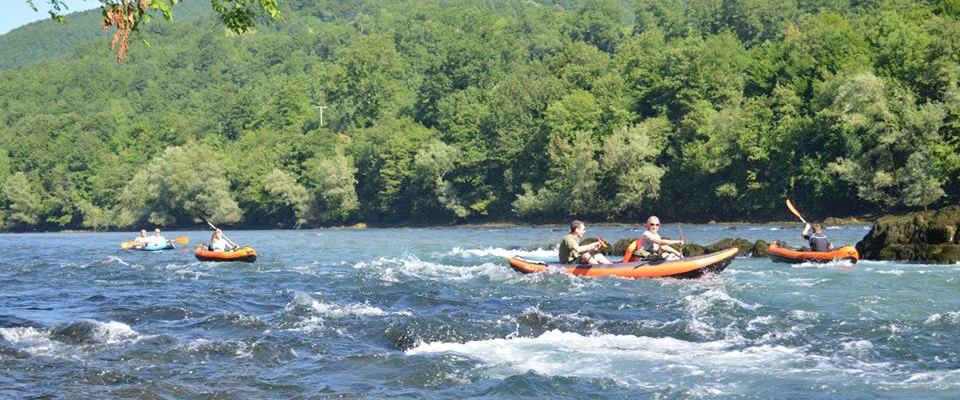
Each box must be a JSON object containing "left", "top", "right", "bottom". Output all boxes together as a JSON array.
[{"left": 677, "top": 224, "right": 685, "bottom": 258}]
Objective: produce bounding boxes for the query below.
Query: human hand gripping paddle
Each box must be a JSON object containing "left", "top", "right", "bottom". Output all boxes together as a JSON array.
[
  {"left": 120, "top": 236, "right": 189, "bottom": 249},
  {"left": 596, "top": 236, "right": 609, "bottom": 250}
]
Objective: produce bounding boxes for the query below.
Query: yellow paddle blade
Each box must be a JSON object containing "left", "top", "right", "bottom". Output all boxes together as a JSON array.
[
  {"left": 120, "top": 241, "right": 138, "bottom": 249},
  {"left": 173, "top": 236, "right": 190, "bottom": 244},
  {"left": 785, "top": 198, "right": 807, "bottom": 224}
]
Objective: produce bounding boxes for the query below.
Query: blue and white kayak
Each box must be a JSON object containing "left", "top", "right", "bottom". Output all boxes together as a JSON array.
[{"left": 140, "top": 242, "right": 175, "bottom": 251}]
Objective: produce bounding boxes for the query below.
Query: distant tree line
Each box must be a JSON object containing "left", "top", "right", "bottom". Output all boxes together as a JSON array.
[{"left": 1, "top": 0, "right": 958, "bottom": 230}]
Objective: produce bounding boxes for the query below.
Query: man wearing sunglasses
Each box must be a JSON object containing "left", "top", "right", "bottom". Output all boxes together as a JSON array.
[{"left": 624, "top": 216, "right": 684, "bottom": 261}]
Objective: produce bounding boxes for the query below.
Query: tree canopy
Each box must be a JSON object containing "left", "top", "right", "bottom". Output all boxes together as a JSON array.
[{"left": 2, "top": 0, "right": 959, "bottom": 230}]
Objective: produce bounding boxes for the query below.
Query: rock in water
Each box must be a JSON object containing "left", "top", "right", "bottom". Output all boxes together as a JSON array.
[{"left": 856, "top": 205, "right": 960, "bottom": 263}]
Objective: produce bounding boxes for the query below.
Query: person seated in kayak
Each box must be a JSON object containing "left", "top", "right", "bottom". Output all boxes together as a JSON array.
[
  {"left": 559, "top": 220, "right": 611, "bottom": 264},
  {"left": 148, "top": 228, "right": 172, "bottom": 246},
  {"left": 802, "top": 223, "right": 833, "bottom": 252},
  {"left": 623, "top": 216, "right": 684, "bottom": 262},
  {"left": 131, "top": 229, "right": 149, "bottom": 249},
  {"left": 209, "top": 229, "right": 238, "bottom": 252}
]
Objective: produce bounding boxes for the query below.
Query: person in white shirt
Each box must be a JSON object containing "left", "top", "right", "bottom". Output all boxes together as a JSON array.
[
  {"left": 209, "top": 229, "right": 238, "bottom": 252},
  {"left": 148, "top": 228, "right": 171, "bottom": 246},
  {"left": 624, "top": 216, "right": 684, "bottom": 261}
]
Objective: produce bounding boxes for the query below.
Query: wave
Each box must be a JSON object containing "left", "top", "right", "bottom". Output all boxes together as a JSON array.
[
  {"left": 281, "top": 291, "right": 410, "bottom": 333},
  {"left": 0, "top": 319, "right": 141, "bottom": 357},
  {"left": 351, "top": 255, "right": 518, "bottom": 283},
  {"left": 924, "top": 311, "right": 960, "bottom": 325},
  {"left": 449, "top": 246, "right": 556, "bottom": 259},
  {"left": 793, "top": 259, "right": 857, "bottom": 268},
  {"left": 406, "top": 329, "right": 819, "bottom": 388}
]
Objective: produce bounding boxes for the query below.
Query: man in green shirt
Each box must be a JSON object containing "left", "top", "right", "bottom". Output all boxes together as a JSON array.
[{"left": 558, "top": 220, "right": 611, "bottom": 264}]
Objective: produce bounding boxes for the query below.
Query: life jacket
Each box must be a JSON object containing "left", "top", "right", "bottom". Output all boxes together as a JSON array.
[
  {"left": 623, "top": 239, "right": 656, "bottom": 262},
  {"left": 808, "top": 233, "right": 831, "bottom": 252}
]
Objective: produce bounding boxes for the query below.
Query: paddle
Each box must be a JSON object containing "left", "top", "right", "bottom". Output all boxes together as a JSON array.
[
  {"left": 120, "top": 235, "right": 188, "bottom": 249},
  {"left": 205, "top": 220, "right": 239, "bottom": 249},
  {"left": 677, "top": 224, "right": 685, "bottom": 259},
  {"left": 786, "top": 198, "right": 808, "bottom": 224},
  {"left": 596, "top": 236, "right": 609, "bottom": 249}
]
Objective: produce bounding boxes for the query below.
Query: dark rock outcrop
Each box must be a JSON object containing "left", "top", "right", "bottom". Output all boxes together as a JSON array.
[
  {"left": 606, "top": 237, "right": 768, "bottom": 258},
  {"left": 856, "top": 205, "right": 960, "bottom": 263}
]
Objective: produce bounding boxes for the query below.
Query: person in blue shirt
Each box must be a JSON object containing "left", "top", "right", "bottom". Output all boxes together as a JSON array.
[{"left": 802, "top": 223, "right": 833, "bottom": 252}]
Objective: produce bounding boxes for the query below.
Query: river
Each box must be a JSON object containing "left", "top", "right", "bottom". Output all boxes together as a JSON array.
[{"left": 2, "top": 224, "right": 959, "bottom": 398}]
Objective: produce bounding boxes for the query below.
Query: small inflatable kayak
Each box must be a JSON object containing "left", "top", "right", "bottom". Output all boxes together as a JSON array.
[
  {"left": 508, "top": 247, "right": 738, "bottom": 279},
  {"left": 767, "top": 241, "right": 859, "bottom": 263},
  {"left": 194, "top": 245, "right": 257, "bottom": 263},
  {"left": 140, "top": 242, "right": 174, "bottom": 251}
]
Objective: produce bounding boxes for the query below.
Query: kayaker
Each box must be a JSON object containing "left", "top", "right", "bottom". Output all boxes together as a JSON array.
[
  {"left": 802, "top": 223, "right": 833, "bottom": 252},
  {"left": 559, "top": 220, "right": 611, "bottom": 264},
  {"left": 209, "top": 229, "right": 238, "bottom": 252},
  {"left": 625, "top": 216, "right": 684, "bottom": 261},
  {"left": 131, "top": 229, "right": 149, "bottom": 249},
  {"left": 149, "top": 228, "right": 171, "bottom": 246}
]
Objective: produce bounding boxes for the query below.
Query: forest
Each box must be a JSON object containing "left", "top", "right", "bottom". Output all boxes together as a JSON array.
[{"left": 1, "top": 0, "right": 958, "bottom": 230}]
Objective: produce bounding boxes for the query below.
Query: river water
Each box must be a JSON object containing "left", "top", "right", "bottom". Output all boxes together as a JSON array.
[{"left": 2, "top": 224, "right": 959, "bottom": 398}]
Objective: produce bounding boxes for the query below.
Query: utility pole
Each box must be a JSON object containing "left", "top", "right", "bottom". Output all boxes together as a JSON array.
[{"left": 313, "top": 105, "right": 328, "bottom": 126}]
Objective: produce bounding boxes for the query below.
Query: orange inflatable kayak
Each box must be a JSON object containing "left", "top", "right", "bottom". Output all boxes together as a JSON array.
[
  {"left": 194, "top": 245, "right": 258, "bottom": 263},
  {"left": 508, "top": 247, "right": 738, "bottom": 279},
  {"left": 767, "top": 241, "right": 859, "bottom": 263}
]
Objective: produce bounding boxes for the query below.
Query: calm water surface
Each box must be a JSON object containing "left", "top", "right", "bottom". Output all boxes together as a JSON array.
[{"left": 2, "top": 224, "right": 959, "bottom": 399}]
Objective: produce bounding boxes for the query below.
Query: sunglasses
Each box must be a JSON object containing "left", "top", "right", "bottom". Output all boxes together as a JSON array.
[{"left": 648, "top": 223, "right": 660, "bottom": 226}]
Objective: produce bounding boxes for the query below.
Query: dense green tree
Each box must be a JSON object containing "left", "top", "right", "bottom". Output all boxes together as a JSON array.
[
  {"left": 329, "top": 34, "right": 409, "bottom": 128},
  {"left": 116, "top": 144, "right": 242, "bottom": 227},
  {"left": 303, "top": 149, "right": 360, "bottom": 223},
  {"left": 599, "top": 118, "right": 668, "bottom": 214},
  {"left": 3, "top": 172, "right": 46, "bottom": 228},
  {"left": 819, "top": 72, "right": 948, "bottom": 209},
  {"left": 513, "top": 130, "right": 601, "bottom": 218},
  {"left": 545, "top": 90, "right": 603, "bottom": 138},
  {"left": 567, "top": 0, "right": 624, "bottom": 52},
  {"left": 263, "top": 168, "right": 312, "bottom": 226},
  {"left": 2, "top": 0, "right": 960, "bottom": 229}
]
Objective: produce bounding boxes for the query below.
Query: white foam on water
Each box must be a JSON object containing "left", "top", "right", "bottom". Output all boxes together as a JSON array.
[
  {"left": 103, "top": 255, "right": 131, "bottom": 266},
  {"left": 0, "top": 320, "right": 139, "bottom": 356},
  {"left": 449, "top": 246, "right": 556, "bottom": 260},
  {"left": 874, "top": 269, "right": 905, "bottom": 275},
  {"left": 406, "top": 329, "right": 820, "bottom": 389},
  {"left": 682, "top": 287, "right": 759, "bottom": 316},
  {"left": 180, "top": 338, "right": 253, "bottom": 358},
  {"left": 901, "top": 369, "right": 960, "bottom": 388},
  {"left": 746, "top": 316, "right": 776, "bottom": 332},
  {"left": 310, "top": 298, "right": 397, "bottom": 318},
  {"left": 787, "top": 277, "right": 831, "bottom": 287},
  {"left": 90, "top": 320, "right": 139, "bottom": 344},
  {"left": 924, "top": 311, "right": 960, "bottom": 325},
  {"left": 839, "top": 340, "right": 875, "bottom": 356},
  {"left": 0, "top": 326, "right": 62, "bottom": 356},
  {"left": 352, "top": 255, "right": 519, "bottom": 284},
  {"left": 789, "top": 310, "right": 821, "bottom": 320},
  {"left": 794, "top": 259, "right": 856, "bottom": 268},
  {"left": 283, "top": 291, "right": 409, "bottom": 333}
]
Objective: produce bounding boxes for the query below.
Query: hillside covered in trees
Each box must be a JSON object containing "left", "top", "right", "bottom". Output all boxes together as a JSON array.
[{"left": 1, "top": 0, "right": 959, "bottom": 231}]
